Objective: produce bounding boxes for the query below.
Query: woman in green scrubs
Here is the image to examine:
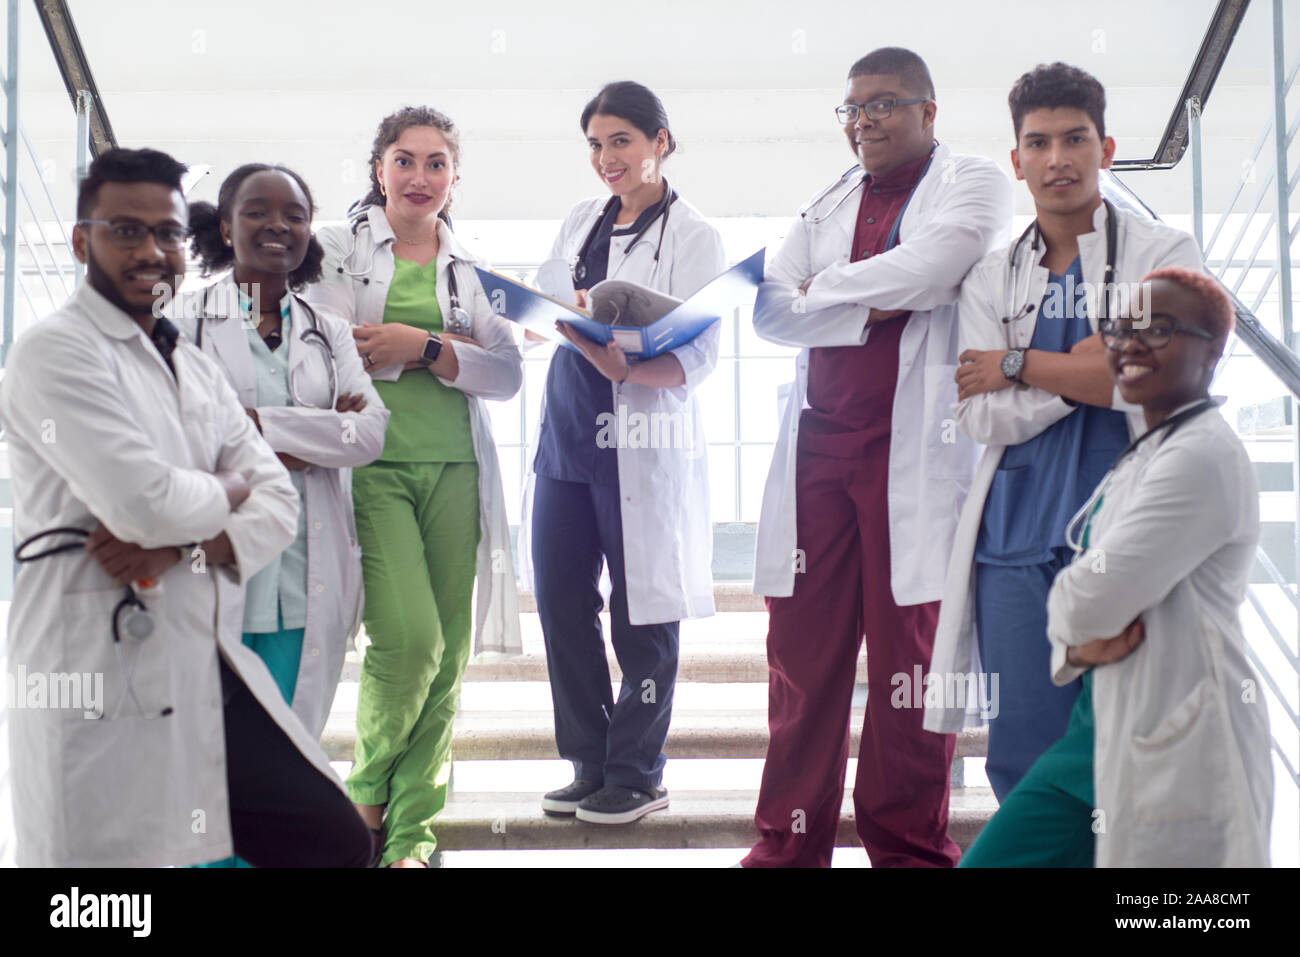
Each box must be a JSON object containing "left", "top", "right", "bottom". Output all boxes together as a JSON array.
[{"left": 308, "top": 106, "right": 524, "bottom": 867}]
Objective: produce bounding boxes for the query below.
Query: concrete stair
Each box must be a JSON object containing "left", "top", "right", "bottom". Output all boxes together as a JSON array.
[{"left": 328, "top": 588, "right": 996, "bottom": 861}]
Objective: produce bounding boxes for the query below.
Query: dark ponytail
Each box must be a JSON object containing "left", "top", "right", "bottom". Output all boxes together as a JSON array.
[
  {"left": 580, "top": 81, "right": 677, "bottom": 157},
  {"left": 188, "top": 162, "right": 324, "bottom": 291}
]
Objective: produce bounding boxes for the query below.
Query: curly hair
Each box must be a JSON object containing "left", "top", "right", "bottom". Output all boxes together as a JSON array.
[
  {"left": 1141, "top": 266, "right": 1236, "bottom": 342},
  {"left": 188, "top": 163, "right": 324, "bottom": 290},
  {"left": 350, "top": 105, "right": 461, "bottom": 226},
  {"left": 1009, "top": 62, "right": 1106, "bottom": 140}
]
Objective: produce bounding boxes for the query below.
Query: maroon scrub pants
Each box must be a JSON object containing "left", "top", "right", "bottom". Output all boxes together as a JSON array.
[{"left": 743, "top": 442, "right": 961, "bottom": 868}]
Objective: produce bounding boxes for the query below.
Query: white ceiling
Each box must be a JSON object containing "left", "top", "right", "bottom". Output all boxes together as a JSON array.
[{"left": 10, "top": 0, "right": 1300, "bottom": 221}]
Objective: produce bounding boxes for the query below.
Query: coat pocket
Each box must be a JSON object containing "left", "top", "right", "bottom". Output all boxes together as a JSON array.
[{"left": 1128, "top": 678, "right": 1232, "bottom": 866}]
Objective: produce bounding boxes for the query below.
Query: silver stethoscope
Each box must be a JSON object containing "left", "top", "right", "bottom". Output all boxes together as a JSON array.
[
  {"left": 335, "top": 207, "right": 474, "bottom": 334},
  {"left": 799, "top": 145, "right": 938, "bottom": 234},
  {"left": 1002, "top": 198, "right": 1120, "bottom": 349},
  {"left": 195, "top": 284, "right": 338, "bottom": 410},
  {"left": 572, "top": 183, "right": 678, "bottom": 286},
  {"left": 13, "top": 528, "right": 172, "bottom": 720},
  {"left": 1064, "top": 396, "right": 1219, "bottom": 555}
]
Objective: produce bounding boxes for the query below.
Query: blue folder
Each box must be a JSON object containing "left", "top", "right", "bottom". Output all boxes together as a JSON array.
[{"left": 475, "top": 248, "right": 765, "bottom": 358}]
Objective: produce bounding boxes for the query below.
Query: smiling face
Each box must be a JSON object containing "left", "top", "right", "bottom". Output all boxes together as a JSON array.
[
  {"left": 220, "top": 169, "right": 311, "bottom": 280},
  {"left": 841, "top": 73, "right": 936, "bottom": 178},
  {"left": 1012, "top": 106, "right": 1115, "bottom": 218},
  {"left": 72, "top": 180, "right": 187, "bottom": 321},
  {"left": 1108, "top": 277, "right": 1222, "bottom": 420},
  {"left": 586, "top": 113, "right": 667, "bottom": 197},
  {"left": 375, "top": 125, "right": 456, "bottom": 224}
]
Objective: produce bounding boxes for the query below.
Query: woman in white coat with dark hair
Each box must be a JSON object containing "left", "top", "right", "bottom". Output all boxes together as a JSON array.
[
  {"left": 961, "top": 268, "right": 1272, "bottom": 867},
  {"left": 525, "top": 80, "right": 725, "bottom": 825}
]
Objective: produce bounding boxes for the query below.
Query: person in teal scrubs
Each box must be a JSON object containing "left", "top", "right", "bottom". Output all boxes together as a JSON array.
[{"left": 181, "top": 163, "right": 388, "bottom": 867}]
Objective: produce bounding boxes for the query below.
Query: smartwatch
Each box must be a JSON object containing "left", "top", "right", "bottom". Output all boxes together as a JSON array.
[
  {"left": 417, "top": 334, "right": 443, "bottom": 367},
  {"left": 1000, "top": 348, "right": 1025, "bottom": 383}
]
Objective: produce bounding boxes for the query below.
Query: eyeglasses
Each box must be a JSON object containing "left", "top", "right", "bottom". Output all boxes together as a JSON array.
[
  {"left": 77, "top": 218, "right": 189, "bottom": 252},
  {"left": 835, "top": 97, "right": 929, "bottom": 124},
  {"left": 1099, "top": 316, "right": 1217, "bottom": 350}
]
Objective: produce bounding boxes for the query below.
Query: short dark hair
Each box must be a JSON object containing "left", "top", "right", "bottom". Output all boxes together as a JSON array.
[
  {"left": 76, "top": 147, "right": 187, "bottom": 220},
  {"left": 580, "top": 81, "right": 677, "bottom": 158},
  {"left": 847, "top": 47, "right": 935, "bottom": 100},
  {"left": 189, "top": 163, "right": 324, "bottom": 291},
  {"left": 1008, "top": 62, "right": 1107, "bottom": 140}
]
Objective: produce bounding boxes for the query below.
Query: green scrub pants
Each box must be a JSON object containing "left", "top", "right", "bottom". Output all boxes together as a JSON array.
[
  {"left": 348, "top": 460, "right": 480, "bottom": 866},
  {"left": 959, "top": 672, "right": 1096, "bottom": 868}
]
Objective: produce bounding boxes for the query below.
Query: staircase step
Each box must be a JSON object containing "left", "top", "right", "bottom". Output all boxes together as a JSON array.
[
  {"left": 426, "top": 788, "right": 998, "bottom": 852},
  {"left": 321, "top": 709, "right": 987, "bottom": 762}
]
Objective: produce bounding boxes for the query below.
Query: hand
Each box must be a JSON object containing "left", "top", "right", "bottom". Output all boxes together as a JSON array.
[
  {"left": 1066, "top": 619, "right": 1145, "bottom": 667},
  {"left": 555, "top": 321, "right": 629, "bottom": 383},
  {"left": 798, "top": 276, "right": 816, "bottom": 295},
  {"left": 1070, "top": 332, "right": 1105, "bottom": 355},
  {"left": 352, "top": 322, "right": 429, "bottom": 369},
  {"left": 867, "top": 308, "right": 907, "bottom": 324},
  {"left": 523, "top": 328, "right": 551, "bottom": 343},
  {"left": 278, "top": 453, "right": 312, "bottom": 471},
  {"left": 956, "top": 349, "right": 1014, "bottom": 401},
  {"left": 245, "top": 408, "right": 261, "bottom": 433},
  {"left": 574, "top": 289, "right": 589, "bottom": 309},
  {"left": 84, "top": 522, "right": 183, "bottom": 586},
  {"left": 437, "top": 331, "right": 479, "bottom": 348},
  {"left": 335, "top": 391, "right": 368, "bottom": 414}
]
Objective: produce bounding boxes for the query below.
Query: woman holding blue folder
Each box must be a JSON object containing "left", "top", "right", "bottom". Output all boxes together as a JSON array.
[{"left": 527, "top": 81, "right": 726, "bottom": 824}]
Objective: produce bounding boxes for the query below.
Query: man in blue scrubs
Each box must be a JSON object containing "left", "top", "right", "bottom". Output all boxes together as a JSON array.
[{"left": 944, "top": 63, "right": 1204, "bottom": 799}]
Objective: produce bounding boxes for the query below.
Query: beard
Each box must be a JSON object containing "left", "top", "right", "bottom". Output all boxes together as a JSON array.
[{"left": 84, "top": 244, "right": 176, "bottom": 322}]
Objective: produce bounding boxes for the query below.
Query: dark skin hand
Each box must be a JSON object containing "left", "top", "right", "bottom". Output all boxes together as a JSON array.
[{"left": 1065, "top": 618, "right": 1145, "bottom": 667}]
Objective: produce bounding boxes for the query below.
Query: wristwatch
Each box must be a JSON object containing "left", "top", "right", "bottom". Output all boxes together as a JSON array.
[
  {"left": 417, "top": 334, "right": 443, "bottom": 367},
  {"left": 1000, "top": 348, "right": 1025, "bottom": 383}
]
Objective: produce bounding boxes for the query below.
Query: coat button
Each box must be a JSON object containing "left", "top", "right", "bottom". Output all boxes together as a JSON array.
[
  {"left": 866, "top": 217, "right": 876, "bottom": 224},
  {"left": 315, "top": 583, "right": 325, "bottom": 593},
  {"left": 313, "top": 521, "right": 322, "bottom": 531},
  {"left": 310, "top": 648, "right": 320, "bottom": 657}
]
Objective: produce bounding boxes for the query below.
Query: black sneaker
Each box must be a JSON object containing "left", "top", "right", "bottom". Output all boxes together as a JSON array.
[
  {"left": 575, "top": 784, "right": 670, "bottom": 824},
  {"left": 541, "top": 779, "right": 604, "bottom": 816}
]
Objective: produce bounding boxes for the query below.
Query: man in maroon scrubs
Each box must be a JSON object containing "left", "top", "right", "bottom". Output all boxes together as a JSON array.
[{"left": 744, "top": 47, "right": 1012, "bottom": 867}]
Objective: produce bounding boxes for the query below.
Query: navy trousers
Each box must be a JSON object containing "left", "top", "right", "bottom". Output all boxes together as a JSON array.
[
  {"left": 532, "top": 474, "right": 680, "bottom": 789},
  {"left": 974, "top": 549, "right": 1082, "bottom": 801}
]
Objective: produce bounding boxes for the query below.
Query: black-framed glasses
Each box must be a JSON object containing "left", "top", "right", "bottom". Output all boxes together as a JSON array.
[
  {"left": 77, "top": 218, "right": 189, "bottom": 252},
  {"left": 1099, "top": 316, "right": 1217, "bottom": 350},
  {"left": 835, "top": 97, "right": 929, "bottom": 124}
]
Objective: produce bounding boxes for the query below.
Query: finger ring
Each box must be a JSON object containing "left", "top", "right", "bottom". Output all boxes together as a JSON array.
[{"left": 364, "top": 353, "right": 374, "bottom": 366}]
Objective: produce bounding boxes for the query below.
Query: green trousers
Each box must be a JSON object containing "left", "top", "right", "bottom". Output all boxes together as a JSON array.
[
  {"left": 960, "top": 671, "right": 1096, "bottom": 868},
  {"left": 348, "top": 461, "right": 480, "bottom": 866}
]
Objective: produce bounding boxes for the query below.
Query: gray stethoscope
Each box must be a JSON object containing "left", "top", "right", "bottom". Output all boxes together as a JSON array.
[
  {"left": 799, "top": 145, "right": 937, "bottom": 235},
  {"left": 572, "top": 184, "right": 678, "bottom": 286},
  {"left": 335, "top": 207, "right": 474, "bottom": 335},
  {"left": 1002, "top": 198, "right": 1119, "bottom": 348},
  {"left": 195, "top": 284, "right": 338, "bottom": 410},
  {"left": 13, "top": 528, "right": 172, "bottom": 720},
  {"left": 1064, "top": 396, "right": 1219, "bottom": 555}
]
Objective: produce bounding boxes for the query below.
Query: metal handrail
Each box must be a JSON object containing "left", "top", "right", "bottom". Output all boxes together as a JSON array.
[
  {"left": 32, "top": 0, "right": 114, "bottom": 157},
  {"left": 1111, "top": 0, "right": 1253, "bottom": 170}
]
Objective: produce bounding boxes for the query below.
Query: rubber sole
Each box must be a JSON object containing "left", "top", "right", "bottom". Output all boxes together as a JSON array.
[{"left": 575, "top": 794, "right": 671, "bottom": 825}]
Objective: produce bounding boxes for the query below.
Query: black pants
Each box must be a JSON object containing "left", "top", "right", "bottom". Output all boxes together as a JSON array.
[{"left": 220, "top": 657, "right": 375, "bottom": 867}]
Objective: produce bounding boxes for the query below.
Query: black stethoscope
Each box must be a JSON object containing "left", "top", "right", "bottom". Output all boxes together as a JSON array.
[
  {"left": 194, "top": 284, "right": 339, "bottom": 410},
  {"left": 13, "top": 528, "right": 173, "bottom": 720},
  {"left": 571, "top": 183, "right": 679, "bottom": 286},
  {"left": 1003, "top": 198, "right": 1120, "bottom": 339},
  {"left": 1066, "top": 397, "right": 1219, "bottom": 553},
  {"left": 336, "top": 208, "right": 473, "bottom": 334}
]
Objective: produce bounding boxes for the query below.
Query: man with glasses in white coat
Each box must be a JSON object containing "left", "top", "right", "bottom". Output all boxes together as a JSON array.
[{"left": 744, "top": 47, "right": 1011, "bottom": 868}]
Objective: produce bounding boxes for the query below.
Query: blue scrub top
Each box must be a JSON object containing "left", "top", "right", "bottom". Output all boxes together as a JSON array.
[
  {"left": 533, "top": 199, "right": 665, "bottom": 486},
  {"left": 974, "top": 257, "right": 1130, "bottom": 566}
]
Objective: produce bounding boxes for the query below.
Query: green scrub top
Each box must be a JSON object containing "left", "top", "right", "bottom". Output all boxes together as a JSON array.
[
  {"left": 239, "top": 289, "right": 309, "bottom": 633},
  {"left": 373, "top": 257, "right": 475, "bottom": 463}
]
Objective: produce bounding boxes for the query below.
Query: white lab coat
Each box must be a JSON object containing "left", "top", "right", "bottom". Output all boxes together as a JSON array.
[
  {"left": 516, "top": 191, "right": 726, "bottom": 624},
  {"left": 923, "top": 204, "right": 1204, "bottom": 734},
  {"left": 306, "top": 206, "right": 523, "bottom": 654},
  {"left": 751, "top": 143, "right": 1012, "bottom": 604},
  {"left": 1046, "top": 404, "right": 1272, "bottom": 867},
  {"left": 0, "top": 280, "right": 336, "bottom": 867},
  {"left": 171, "top": 273, "right": 391, "bottom": 737}
]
